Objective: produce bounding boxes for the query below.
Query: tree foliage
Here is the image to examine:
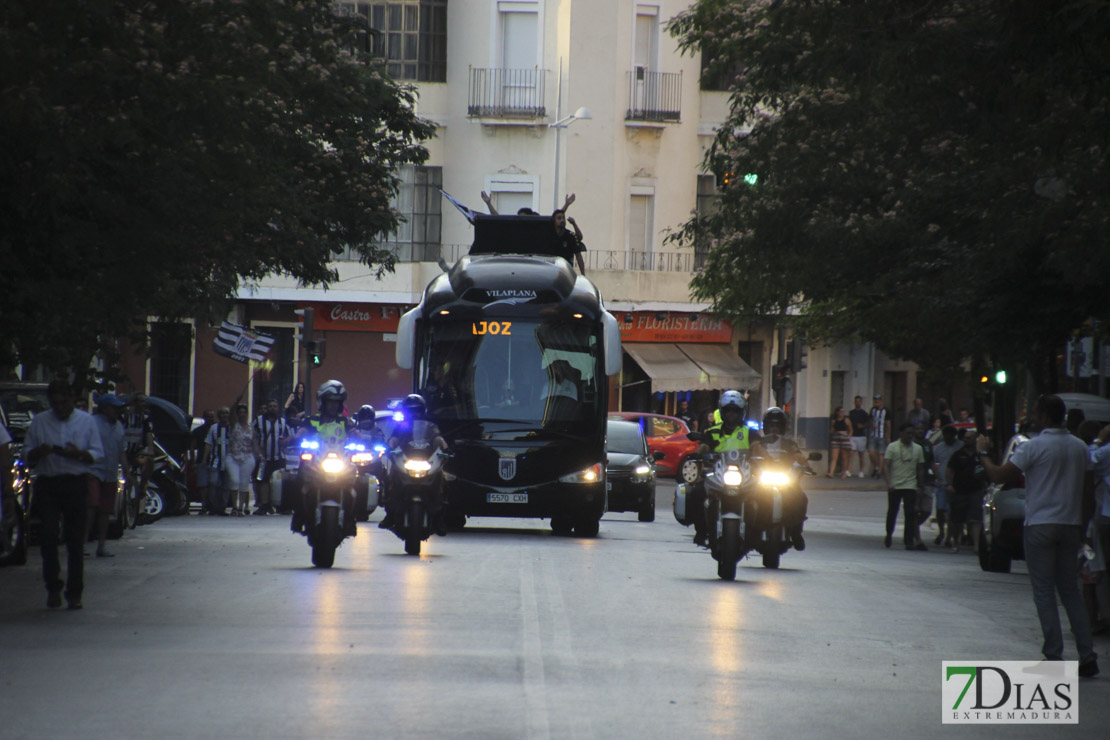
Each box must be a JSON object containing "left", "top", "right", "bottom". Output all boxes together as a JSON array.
[
  {"left": 668, "top": 0, "right": 1110, "bottom": 388},
  {"left": 0, "top": 0, "right": 434, "bottom": 377}
]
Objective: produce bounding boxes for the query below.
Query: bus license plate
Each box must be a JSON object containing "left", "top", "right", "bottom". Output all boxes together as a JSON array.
[{"left": 487, "top": 492, "right": 528, "bottom": 504}]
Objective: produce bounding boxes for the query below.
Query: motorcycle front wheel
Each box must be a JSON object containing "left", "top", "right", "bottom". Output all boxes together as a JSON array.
[
  {"left": 138, "top": 488, "right": 165, "bottom": 525},
  {"left": 717, "top": 518, "right": 740, "bottom": 581},
  {"left": 405, "top": 501, "right": 423, "bottom": 556},
  {"left": 312, "top": 506, "right": 339, "bottom": 568}
]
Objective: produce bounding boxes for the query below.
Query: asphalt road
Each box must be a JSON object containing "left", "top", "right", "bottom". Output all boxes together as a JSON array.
[{"left": 1, "top": 479, "right": 1107, "bottom": 740}]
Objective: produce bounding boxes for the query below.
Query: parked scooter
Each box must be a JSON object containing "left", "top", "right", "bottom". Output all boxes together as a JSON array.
[
  {"left": 293, "top": 437, "right": 374, "bottom": 568},
  {"left": 382, "top": 419, "right": 448, "bottom": 556}
]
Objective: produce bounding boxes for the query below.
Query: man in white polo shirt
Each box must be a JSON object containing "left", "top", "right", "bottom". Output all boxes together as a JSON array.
[
  {"left": 978, "top": 394, "right": 1098, "bottom": 677},
  {"left": 25, "top": 379, "right": 104, "bottom": 610}
]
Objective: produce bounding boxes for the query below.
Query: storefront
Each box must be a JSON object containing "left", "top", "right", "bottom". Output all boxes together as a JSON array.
[{"left": 616, "top": 311, "right": 761, "bottom": 422}]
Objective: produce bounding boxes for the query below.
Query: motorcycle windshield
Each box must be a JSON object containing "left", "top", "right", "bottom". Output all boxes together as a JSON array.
[
  {"left": 416, "top": 318, "right": 602, "bottom": 438},
  {"left": 400, "top": 420, "right": 439, "bottom": 459}
]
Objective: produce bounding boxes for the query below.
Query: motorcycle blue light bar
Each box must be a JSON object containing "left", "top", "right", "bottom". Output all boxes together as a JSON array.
[
  {"left": 746, "top": 420, "right": 760, "bottom": 429},
  {"left": 393, "top": 411, "right": 405, "bottom": 422},
  {"left": 300, "top": 440, "right": 319, "bottom": 450}
]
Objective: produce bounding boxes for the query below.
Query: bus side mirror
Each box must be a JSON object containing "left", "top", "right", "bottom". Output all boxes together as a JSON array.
[{"left": 602, "top": 311, "right": 622, "bottom": 376}]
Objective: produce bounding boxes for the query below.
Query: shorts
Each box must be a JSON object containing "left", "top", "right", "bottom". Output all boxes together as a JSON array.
[
  {"left": 934, "top": 483, "right": 948, "bottom": 511},
  {"left": 849, "top": 436, "right": 867, "bottom": 453},
  {"left": 949, "top": 492, "right": 984, "bottom": 524},
  {"left": 196, "top": 466, "right": 216, "bottom": 488},
  {"left": 831, "top": 435, "right": 852, "bottom": 450},
  {"left": 88, "top": 478, "right": 118, "bottom": 514},
  {"left": 867, "top": 437, "right": 887, "bottom": 452},
  {"left": 257, "top": 459, "right": 286, "bottom": 484},
  {"left": 225, "top": 457, "right": 257, "bottom": 493}
]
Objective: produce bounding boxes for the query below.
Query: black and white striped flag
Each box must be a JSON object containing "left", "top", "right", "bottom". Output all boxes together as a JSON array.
[{"left": 212, "top": 321, "right": 276, "bottom": 364}]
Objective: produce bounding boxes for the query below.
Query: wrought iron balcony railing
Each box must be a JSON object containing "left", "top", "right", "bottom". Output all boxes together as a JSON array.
[
  {"left": 468, "top": 67, "right": 547, "bottom": 120},
  {"left": 626, "top": 68, "right": 682, "bottom": 123}
]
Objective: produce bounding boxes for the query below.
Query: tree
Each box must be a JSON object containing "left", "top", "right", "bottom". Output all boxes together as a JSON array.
[
  {"left": 668, "top": 0, "right": 1110, "bottom": 389},
  {"left": 0, "top": 0, "right": 435, "bottom": 378}
]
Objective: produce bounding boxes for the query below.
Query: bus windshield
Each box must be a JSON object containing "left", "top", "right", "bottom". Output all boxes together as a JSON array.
[{"left": 417, "top": 318, "right": 601, "bottom": 430}]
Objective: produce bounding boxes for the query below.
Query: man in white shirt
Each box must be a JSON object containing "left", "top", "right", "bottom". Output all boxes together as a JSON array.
[
  {"left": 978, "top": 394, "right": 1098, "bottom": 677},
  {"left": 25, "top": 379, "right": 104, "bottom": 610}
]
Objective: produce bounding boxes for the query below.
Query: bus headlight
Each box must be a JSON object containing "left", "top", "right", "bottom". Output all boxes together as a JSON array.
[
  {"left": 559, "top": 463, "right": 603, "bottom": 484},
  {"left": 722, "top": 466, "right": 743, "bottom": 487}
]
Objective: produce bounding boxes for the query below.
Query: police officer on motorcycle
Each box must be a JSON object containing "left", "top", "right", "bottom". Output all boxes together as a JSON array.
[
  {"left": 692, "top": 390, "right": 760, "bottom": 547},
  {"left": 750, "top": 406, "right": 812, "bottom": 551},
  {"left": 290, "top": 380, "right": 356, "bottom": 534},
  {"left": 379, "top": 394, "right": 447, "bottom": 531}
]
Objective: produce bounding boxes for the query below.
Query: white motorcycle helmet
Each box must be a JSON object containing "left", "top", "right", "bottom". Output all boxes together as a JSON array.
[
  {"left": 718, "top": 390, "right": 746, "bottom": 415},
  {"left": 316, "top": 379, "right": 348, "bottom": 407}
]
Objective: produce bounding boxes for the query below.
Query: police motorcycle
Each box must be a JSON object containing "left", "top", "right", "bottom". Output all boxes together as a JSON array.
[
  {"left": 381, "top": 394, "right": 449, "bottom": 556},
  {"left": 351, "top": 405, "right": 387, "bottom": 522},
  {"left": 290, "top": 380, "right": 363, "bottom": 568}
]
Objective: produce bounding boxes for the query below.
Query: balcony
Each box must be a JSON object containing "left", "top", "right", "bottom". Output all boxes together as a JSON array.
[
  {"left": 468, "top": 67, "right": 547, "bottom": 121},
  {"left": 438, "top": 245, "right": 703, "bottom": 273},
  {"left": 626, "top": 69, "right": 682, "bottom": 123}
]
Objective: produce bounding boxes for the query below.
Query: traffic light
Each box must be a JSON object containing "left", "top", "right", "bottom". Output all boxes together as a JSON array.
[
  {"left": 294, "top": 307, "right": 314, "bottom": 344},
  {"left": 790, "top": 338, "right": 808, "bottom": 373},
  {"left": 771, "top": 363, "right": 789, "bottom": 406},
  {"left": 994, "top": 369, "right": 1007, "bottom": 384},
  {"left": 310, "top": 338, "right": 326, "bottom": 367}
]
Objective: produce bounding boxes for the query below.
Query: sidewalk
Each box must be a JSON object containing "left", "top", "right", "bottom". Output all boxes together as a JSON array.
[{"left": 803, "top": 471, "right": 888, "bottom": 491}]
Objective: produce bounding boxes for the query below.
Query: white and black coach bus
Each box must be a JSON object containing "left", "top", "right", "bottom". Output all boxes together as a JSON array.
[{"left": 395, "top": 215, "right": 622, "bottom": 536}]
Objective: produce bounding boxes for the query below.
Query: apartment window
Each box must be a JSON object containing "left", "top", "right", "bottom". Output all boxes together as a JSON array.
[
  {"left": 629, "top": 191, "right": 655, "bottom": 255},
  {"left": 377, "top": 165, "right": 443, "bottom": 262},
  {"left": 483, "top": 174, "right": 538, "bottom": 216},
  {"left": 149, "top": 322, "right": 193, "bottom": 410},
  {"left": 340, "top": 1, "right": 447, "bottom": 82}
]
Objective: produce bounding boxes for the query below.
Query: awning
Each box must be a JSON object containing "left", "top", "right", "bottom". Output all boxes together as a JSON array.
[
  {"left": 623, "top": 343, "right": 761, "bottom": 393},
  {"left": 677, "top": 343, "right": 761, "bottom": 391}
]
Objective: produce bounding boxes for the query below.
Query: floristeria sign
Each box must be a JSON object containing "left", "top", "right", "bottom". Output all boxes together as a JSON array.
[
  {"left": 617, "top": 312, "right": 732, "bottom": 343},
  {"left": 301, "top": 303, "right": 409, "bottom": 332}
]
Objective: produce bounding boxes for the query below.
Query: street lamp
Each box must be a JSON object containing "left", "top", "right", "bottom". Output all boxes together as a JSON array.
[{"left": 549, "top": 106, "right": 592, "bottom": 211}]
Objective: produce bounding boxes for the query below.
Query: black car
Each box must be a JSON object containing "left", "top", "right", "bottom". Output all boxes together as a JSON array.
[{"left": 605, "top": 419, "right": 663, "bottom": 522}]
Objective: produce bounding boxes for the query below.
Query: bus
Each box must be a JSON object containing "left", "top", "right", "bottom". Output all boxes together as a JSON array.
[{"left": 395, "top": 215, "right": 622, "bottom": 536}]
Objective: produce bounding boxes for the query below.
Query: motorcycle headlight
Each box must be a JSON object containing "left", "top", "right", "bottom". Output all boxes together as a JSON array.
[
  {"left": 722, "top": 466, "right": 743, "bottom": 487},
  {"left": 404, "top": 459, "right": 432, "bottom": 478},
  {"left": 351, "top": 452, "right": 375, "bottom": 465},
  {"left": 559, "top": 463, "right": 603, "bottom": 484},
  {"left": 321, "top": 454, "right": 348, "bottom": 474},
  {"left": 759, "top": 470, "right": 790, "bottom": 487},
  {"left": 631, "top": 464, "right": 652, "bottom": 483}
]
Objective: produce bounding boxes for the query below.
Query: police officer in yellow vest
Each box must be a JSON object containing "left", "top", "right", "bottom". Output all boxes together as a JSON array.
[
  {"left": 709, "top": 389, "right": 750, "bottom": 428},
  {"left": 691, "top": 390, "right": 759, "bottom": 546},
  {"left": 290, "top": 380, "right": 356, "bottom": 534}
]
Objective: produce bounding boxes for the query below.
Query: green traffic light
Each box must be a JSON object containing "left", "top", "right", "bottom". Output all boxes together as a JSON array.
[
  {"left": 743, "top": 173, "right": 758, "bottom": 186},
  {"left": 994, "top": 370, "right": 1007, "bottom": 384}
]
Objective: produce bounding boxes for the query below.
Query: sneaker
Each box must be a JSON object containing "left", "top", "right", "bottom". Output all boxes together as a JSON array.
[
  {"left": 1079, "top": 656, "right": 1100, "bottom": 678},
  {"left": 65, "top": 594, "right": 83, "bottom": 610},
  {"left": 884, "top": 534, "right": 892, "bottom": 548},
  {"left": 47, "top": 590, "right": 63, "bottom": 609}
]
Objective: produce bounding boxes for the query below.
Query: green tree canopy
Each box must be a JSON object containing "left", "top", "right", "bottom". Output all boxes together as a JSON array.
[
  {"left": 0, "top": 0, "right": 434, "bottom": 377},
  {"left": 668, "top": 0, "right": 1110, "bottom": 388}
]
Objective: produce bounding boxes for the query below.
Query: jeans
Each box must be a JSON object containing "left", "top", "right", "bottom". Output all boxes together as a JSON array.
[
  {"left": 34, "top": 475, "right": 88, "bottom": 597},
  {"left": 1023, "top": 523, "right": 1095, "bottom": 662},
  {"left": 885, "top": 489, "right": 918, "bottom": 546}
]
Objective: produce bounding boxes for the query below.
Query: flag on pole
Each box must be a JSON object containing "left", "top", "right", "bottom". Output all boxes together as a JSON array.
[
  {"left": 212, "top": 321, "right": 276, "bottom": 365},
  {"left": 440, "top": 189, "right": 478, "bottom": 224}
]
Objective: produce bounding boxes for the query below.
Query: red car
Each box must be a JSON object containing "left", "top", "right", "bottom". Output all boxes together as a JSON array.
[{"left": 608, "top": 412, "right": 700, "bottom": 484}]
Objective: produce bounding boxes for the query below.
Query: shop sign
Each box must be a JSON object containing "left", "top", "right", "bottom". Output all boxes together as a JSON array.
[
  {"left": 302, "top": 303, "right": 408, "bottom": 332},
  {"left": 617, "top": 312, "right": 732, "bottom": 343}
]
